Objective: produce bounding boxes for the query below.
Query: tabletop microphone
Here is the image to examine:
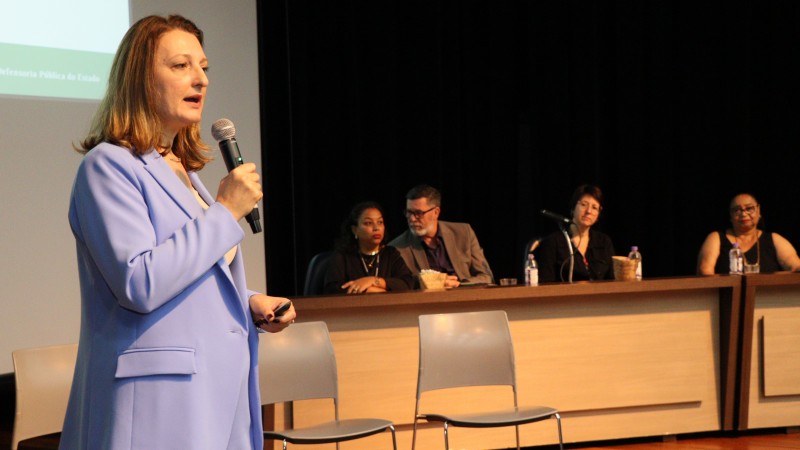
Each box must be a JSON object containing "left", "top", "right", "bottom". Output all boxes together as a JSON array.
[
  {"left": 540, "top": 209, "right": 572, "bottom": 225},
  {"left": 211, "top": 118, "right": 262, "bottom": 234}
]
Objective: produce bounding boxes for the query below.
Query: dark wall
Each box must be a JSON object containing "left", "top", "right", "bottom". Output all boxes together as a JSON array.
[{"left": 259, "top": 1, "right": 800, "bottom": 296}]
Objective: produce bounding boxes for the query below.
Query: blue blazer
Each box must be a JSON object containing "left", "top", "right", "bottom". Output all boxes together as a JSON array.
[{"left": 61, "top": 143, "right": 263, "bottom": 450}]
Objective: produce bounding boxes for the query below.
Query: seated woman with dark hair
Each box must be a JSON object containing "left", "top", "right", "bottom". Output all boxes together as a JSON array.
[
  {"left": 697, "top": 192, "right": 800, "bottom": 274},
  {"left": 535, "top": 184, "right": 615, "bottom": 283},
  {"left": 324, "top": 201, "right": 415, "bottom": 294}
]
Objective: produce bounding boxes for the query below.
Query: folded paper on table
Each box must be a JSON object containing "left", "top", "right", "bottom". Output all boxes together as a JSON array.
[
  {"left": 613, "top": 256, "right": 637, "bottom": 281},
  {"left": 419, "top": 270, "right": 447, "bottom": 291}
]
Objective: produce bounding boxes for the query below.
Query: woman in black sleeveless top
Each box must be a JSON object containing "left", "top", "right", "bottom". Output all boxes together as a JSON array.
[
  {"left": 323, "top": 201, "right": 415, "bottom": 294},
  {"left": 696, "top": 193, "right": 800, "bottom": 274}
]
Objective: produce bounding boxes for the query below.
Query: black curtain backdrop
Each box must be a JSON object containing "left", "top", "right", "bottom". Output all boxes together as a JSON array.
[{"left": 258, "top": 1, "right": 800, "bottom": 297}]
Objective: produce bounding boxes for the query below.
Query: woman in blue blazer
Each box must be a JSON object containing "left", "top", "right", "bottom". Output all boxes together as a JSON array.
[{"left": 60, "top": 15, "right": 295, "bottom": 450}]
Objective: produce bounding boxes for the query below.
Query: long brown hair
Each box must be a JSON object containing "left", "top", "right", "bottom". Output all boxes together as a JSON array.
[{"left": 77, "top": 15, "right": 211, "bottom": 171}]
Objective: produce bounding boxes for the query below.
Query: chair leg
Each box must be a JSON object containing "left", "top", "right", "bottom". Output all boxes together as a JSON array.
[
  {"left": 389, "top": 424, "right": 398, "bottom": 450},
  {"left": 515, "top": 424, "right": 521, "bottom": 450},
  {"left": 443, "top": 421, "right": 450, "bottom": 450},
  {"left": 411, "top": 417, "right": 419, "bottom": 450},
  {"left": 555, "top": 413, "right": 564, "bottom": 450}
]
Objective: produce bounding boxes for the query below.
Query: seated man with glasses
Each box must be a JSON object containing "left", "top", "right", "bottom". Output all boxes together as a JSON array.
[
  {"left": 388, "top": 184, "right": 493, "bottom": 288},
  {"left": 697, "top": 192, "right": 800, "bottom": 274}
]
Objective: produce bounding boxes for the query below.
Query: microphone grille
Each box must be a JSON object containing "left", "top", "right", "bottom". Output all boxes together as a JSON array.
[{"left": 211, "top": 118, "right": 236, "bottom": 142}]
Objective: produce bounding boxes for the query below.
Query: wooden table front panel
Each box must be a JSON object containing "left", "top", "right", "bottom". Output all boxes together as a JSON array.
[
  {"left": 269, "top": 277, "right": 737, "bottom": 449},
  {"left": 740, "top": 273, "right": 800, "bottom": 430}
]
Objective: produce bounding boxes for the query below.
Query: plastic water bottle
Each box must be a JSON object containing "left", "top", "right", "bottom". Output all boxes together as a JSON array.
[
  {"left": 729, "top": 243, "right": 743, "bottom": 275},
  {"left": 628, "top": 246, "right": 642, "bottom": 281},
  {"left": 524, "top": 253, "right": 538, "bottom": 286}
]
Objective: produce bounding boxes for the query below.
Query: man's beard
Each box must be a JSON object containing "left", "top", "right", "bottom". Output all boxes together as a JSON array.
[{"left": 409, "top": 223, "right": 429, "bottom": 237}]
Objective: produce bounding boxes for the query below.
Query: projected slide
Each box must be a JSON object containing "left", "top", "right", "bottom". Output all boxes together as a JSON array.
[{"left": 0, "top": 0, "right": 129, "bottom": 100}]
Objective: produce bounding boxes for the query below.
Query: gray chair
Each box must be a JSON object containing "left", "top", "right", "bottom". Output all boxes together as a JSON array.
[
  {"left": 524, "top": 236, "right": 542, "bottom": 260},
  {"left": 523, "top": 236, "right": 542, "bottom": 278},
  {"left": 11, "top": 343, "right": 78, "bottom": 450},
  {"left": 412, "top": 311, "right": 563, "bottom": 450},
  {"left": 259, "top": 321, "right": 397, "bottom": 450}
]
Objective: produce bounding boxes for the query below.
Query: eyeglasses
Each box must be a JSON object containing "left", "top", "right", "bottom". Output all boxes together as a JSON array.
[
  {"left": 403, "top": 206, "right": 437, "bottom": 220},
  {"left": 731, "top": 205, "right": 758, "bottom": 216},
  {"left": 577, "top": 201, "right": 602, "bottom": 213}
]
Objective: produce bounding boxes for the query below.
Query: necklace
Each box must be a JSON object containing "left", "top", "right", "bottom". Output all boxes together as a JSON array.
[
  {"left": 735, "top": 230, "right": 761, "bottom": 266},
  {"left": 359, "top": 251, "right": 380, "bottom": 276}
]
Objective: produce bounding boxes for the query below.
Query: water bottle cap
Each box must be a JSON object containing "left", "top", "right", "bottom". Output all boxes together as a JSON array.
[
  {"left": 732, "top": 242, "right": 740, "bottom": 248},
  {"left": 631, "top": 246, "right": 638, "bottom": 251}
]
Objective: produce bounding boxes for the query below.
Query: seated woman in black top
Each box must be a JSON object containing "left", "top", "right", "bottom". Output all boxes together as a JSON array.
[
  {"left": 536, "top": 184, "right": 615, "bottom": 283},
  {"left": 697, "top": 192, "right": 800, "bottom": 274},
  {"left": 324, "top": 201, "right": 415, "bottom": 294}
]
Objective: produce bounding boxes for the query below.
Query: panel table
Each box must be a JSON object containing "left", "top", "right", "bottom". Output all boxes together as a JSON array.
[{"left": 266, "top": 276, "right": 740, "bottom": 449}]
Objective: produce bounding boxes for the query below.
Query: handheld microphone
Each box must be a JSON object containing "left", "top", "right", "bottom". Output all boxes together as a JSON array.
[
  {"left": 540, "top": 209, "right": 572, "bottom": 225},
  {"left": 211, "top": 118, "right": 262, "bottom": 234}
]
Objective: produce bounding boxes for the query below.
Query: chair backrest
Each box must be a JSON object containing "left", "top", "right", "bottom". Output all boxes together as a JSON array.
[
  {"left": 523, "top": 237, "right": 541, "bottom": 265},
  {"left": 11, "top": 343, "right": 78, "bottom": 450},
  {"left": 417, "top": 311, "right": 516, "bottom": 396},
  {"left": 259, "top": 321, "right": 338, "bottom": 405},
  {"left": 303, "top": 251, "right": 334, "bottom": 296}
]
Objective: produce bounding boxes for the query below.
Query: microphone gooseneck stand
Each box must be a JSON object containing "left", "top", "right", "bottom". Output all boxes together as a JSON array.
[
  {"left": 559, "top": 222, "right": 574, "bottom": 283},
  {"left": 539, "top": 210, "right": 576, "bottom": 283}
]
